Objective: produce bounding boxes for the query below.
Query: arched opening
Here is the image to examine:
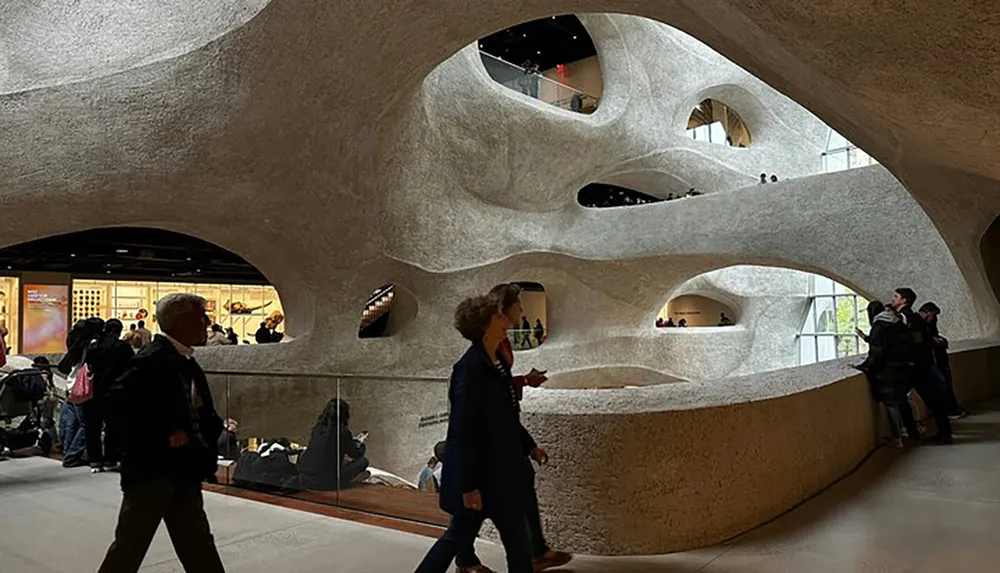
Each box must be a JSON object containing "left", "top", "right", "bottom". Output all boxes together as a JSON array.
[
  {"left": 510, "top": 282, "right": 548, "bottom": 350},
  {"left": 0, "top": 227, "right": 285, "bottom": 353},
  {"left": 686, "top": 99, "right": 751, "bottom": 147},
  {"left": 358, "top": 283, "right": 418, "bottom": 338},
  {"left": 657, "top": 294, "right": 737, "bottom": 327},
  {"left": 577, "top": 182, "right": 664, "bottom": 208},
  {"left": 478, "top": 15, "right": 602, "bottom": 114},
  {"left": 980, "top": 215, "right": 1000, "bottom": 306}
]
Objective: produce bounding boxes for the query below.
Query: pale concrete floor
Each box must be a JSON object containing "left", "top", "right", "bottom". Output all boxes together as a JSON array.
[{"left": 3, "top": 404, "right": 1000, "bottom": 572}]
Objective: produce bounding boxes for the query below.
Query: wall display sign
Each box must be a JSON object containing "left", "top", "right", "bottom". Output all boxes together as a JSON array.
[{"left": 22, "top": 284, "right": 69, "bottom": 354}]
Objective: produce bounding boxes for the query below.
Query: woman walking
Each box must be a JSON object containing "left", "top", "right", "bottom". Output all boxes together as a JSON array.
[{"left": 415, "top": 295, "right": 534, "bottom": 573}]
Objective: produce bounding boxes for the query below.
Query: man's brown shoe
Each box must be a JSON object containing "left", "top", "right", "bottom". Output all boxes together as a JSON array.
[
  {"left": 533, "top": 550, "right": 573, "bottom": 572},
  {"left": 456, "top": 565, "right": 496, "bottom": 573}
]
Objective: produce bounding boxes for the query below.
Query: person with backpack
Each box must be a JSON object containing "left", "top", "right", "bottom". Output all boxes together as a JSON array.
[
  {"left": 58, "top": 318, "right": 104, "bottom": 468},
  {"left": 83, "top": 319, "right": 136, "bottom": 473},
  {"left": 97, "top": 293, "right": 225, "bottom": 573},
  {"left": 856, "top": 301, "right": 920, "bottom": 447},
  {"left": 890, "top": 288, "right": 953, "bottom": 444}
]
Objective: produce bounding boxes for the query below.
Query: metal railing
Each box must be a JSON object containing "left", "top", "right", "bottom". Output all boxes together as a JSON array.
[{"left": 479, "top": 51, "right": 598, "bottom": 114}]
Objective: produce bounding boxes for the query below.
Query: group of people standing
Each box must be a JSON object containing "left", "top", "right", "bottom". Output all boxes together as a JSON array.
[
  {"left": 416, "top": 283, "right": 572, "bottom": 573},
  {"left": 857, "top": 287, "right": 967, "bottom": 447}
]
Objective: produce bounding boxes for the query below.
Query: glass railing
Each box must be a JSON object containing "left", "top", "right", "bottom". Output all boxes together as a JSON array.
[
  {"left": 506, "top": 327, "right": 545, "bottom": 350},
  {"left": 205, "top": 371, "right": 451, "bottom": 527},
  {"left": 479, "top": 51, "right": 598, "bottom": 114}
]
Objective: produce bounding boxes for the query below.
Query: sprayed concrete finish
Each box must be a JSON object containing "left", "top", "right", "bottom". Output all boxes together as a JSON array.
[
  {"left": 3, "top": 1, "right": 1000, "bottom": 556},
  {"left": 519, "top": 344, "right": 1000, "bottom": 554}
]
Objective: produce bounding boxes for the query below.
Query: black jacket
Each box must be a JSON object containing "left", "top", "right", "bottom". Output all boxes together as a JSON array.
[
  {"left": 900, "top": 307, "right": 934, "bottom": 367},
  {"left": 297, "top": 422, "right": 366, "bottom": 490},
  {"left": 859, "top": 311, "right": 914, "bottom": 401},
  {"left": 107, "top": 335, "right": 223, "bottom": 489},
  {"left": 86, "top": 339, "right": 135, "bottom": 401},
  {"left": 439, "top": 343, "right": 536, "bottom": 517}
]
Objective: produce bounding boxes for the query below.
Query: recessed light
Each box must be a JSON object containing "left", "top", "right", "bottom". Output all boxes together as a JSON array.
[
  {"left": 522, "top": 33, "right": 527, "bottom": 38},
  {"left": 70, "top": 253, "right": 76, "bottom": 257},
  {"left": 115, "top": 249, "right": 128, "bottom": 254},
  {"left": 573, "top": 35, "right": 578, "bottom": 40},
  {"left": 537, "top": 50, "right": 541, "bottom": 55}
]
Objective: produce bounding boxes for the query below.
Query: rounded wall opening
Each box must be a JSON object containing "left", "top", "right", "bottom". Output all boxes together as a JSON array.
[
  {"left": 478, "top": 15, "right": 602, "bottom": 114},
  {"left": 657, "top": 294, "right": 737, "bottom": 328},
  {"left": 687, "top": 99, "right": 751, "bottom": 147},
  {"left": 0, "top": 227, "right": 287, "bottom": 352},
  {"left": 358, "top": 283, "right": 418, "bottom": 338},
  {"left": 510, "top": 281, "right": 548, "bottom": 351}
]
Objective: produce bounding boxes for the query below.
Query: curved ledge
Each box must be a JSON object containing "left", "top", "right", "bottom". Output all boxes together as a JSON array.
[{"left": 519, "top": 343, "right": 1000, "bottom": 554}]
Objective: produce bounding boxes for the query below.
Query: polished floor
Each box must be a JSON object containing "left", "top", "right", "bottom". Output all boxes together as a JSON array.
[{"left": 2, "top": 404, "right": 999, "bottom": 572}]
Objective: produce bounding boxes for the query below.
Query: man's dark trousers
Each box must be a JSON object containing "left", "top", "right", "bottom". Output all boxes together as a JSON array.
[{"left": 98, "top": 476, "right": 224, "bottom": 573}]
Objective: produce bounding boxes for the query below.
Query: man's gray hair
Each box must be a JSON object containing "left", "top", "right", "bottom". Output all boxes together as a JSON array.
[{"left": 156, "top": 293, "right": 207, "bottom": 333}]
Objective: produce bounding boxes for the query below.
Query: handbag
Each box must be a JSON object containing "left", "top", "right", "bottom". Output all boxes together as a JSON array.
[{"left": 68, "top": 362, "right": 94, "bottom": 404}]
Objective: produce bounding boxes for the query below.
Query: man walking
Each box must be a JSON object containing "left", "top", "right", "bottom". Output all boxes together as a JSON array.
[
  {"left": 98, "top": 293, "right": 225, "bottom": 573},
  {"left": 891, "top": 288, "right": 953, "bottom": 444}
]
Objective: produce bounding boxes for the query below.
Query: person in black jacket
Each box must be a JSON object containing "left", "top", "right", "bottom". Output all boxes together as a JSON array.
[
  {"left": 856, "top": 301, "right": 920, "bottom": 446},
  {"left": 83, "top": 319, "right": 135, "bottom": 472},
  {"left": 891, "top": 288, "right": 953, "bottom": 444},
  {"left": 297, "top": 398, "right": 370, "bottom": 489},
  {"left": 98, "top": 293, "right": 225, "bottom": 573},
  {"left": 919, "top": 302, "right": 969, "bottom": 419},
  {"left": 415, "top": 296, "right": 534, "bottom": 573}
]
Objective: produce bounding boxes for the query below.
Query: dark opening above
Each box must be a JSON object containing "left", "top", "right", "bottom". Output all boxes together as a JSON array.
[
  {"left": 479, "top": 15, "right": 596, "bottom": 70},
  {"left": 578, "top": 183, "right": 663, "bottom": 208},
  {"left": 0, "top": 228, "right": 266, "bottom": 283}
]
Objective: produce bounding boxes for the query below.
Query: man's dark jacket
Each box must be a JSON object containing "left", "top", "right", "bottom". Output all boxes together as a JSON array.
[
  {"left": 107, "top": 335, "right": 223, "bottom": 489},
  {"left": 438, "top": 343, "right": 535, "bottom": 517}
]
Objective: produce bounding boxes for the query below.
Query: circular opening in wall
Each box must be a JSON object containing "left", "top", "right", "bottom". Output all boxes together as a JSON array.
[
  {"left": 577, "top": 183, "right": 664, "bottom": 208},
  {"left": 478, "top": 15, "right": 602, "bottom": 114},
  {"left": 687, "top": 99, "right": 751, "bottom": 147},
  {"left": 507, "top": 281, "right": 548, "bottom": 350},
  {"left": 657, "top": 294, "right": 738, "bottom": 328}
]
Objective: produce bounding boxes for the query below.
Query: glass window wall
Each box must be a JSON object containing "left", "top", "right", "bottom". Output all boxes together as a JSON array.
[
  {"left": 798, "top": 274, "right": 870, "bottom": 365},
  {"left": 0, "top": 275, "right": 19, "bottom": 354},
  {"left": 72, "top": 279, "right": 283, "bottom": 345}
]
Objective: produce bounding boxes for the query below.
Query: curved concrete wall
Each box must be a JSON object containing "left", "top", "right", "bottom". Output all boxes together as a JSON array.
[{"left": 520, "top": 344, "right": 1000, "bottom": 554}]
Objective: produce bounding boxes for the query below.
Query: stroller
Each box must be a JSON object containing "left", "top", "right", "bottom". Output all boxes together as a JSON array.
[{"left": 0, "top": 366, "right": 57, "bottom": 458}]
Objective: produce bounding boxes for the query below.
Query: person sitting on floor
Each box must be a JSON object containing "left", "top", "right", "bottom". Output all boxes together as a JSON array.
[
  {"left": 417, "top": 456, "right": 440, "bottom": 493},
  {"left": 297, "top": 398, "right": 370, "bottom": 489}
]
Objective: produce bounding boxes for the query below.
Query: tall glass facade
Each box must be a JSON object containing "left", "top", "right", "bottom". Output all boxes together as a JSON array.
[{"left": 798, "top": 274, "right": 870, "bottom": 365}]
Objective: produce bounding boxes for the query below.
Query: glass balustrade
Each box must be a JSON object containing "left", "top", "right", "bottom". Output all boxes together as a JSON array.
[
  {"left": 206, "top": 371, "right": 451, "bottom": 527},
  {"left": 479, "top": 51, "right": 598, "bottom": 114}
]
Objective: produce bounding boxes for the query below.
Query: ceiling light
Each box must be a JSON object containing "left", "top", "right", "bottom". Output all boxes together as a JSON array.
[
  {"left": 70, "top": 253, "right": 76, "bottom": 257},
  {"left": 115, "top": 249, "right": 128, "bottom": 254},
  {"left": 522, "top": 33, "right": 527, "bottom": 38},
  {"left": 186, "top": 257, "right": 192, "bottom": 262},
  {"left": 537, "top": 50, "right": 541, "bottom": 55},
  {"left": 573, "top": 35, "right": 578, "bottom": 40}
]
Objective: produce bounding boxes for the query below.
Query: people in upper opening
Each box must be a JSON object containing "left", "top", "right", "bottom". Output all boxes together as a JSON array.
[
  {"left": 655, "top": 317, "right": 665, "bottom": 328},
  {"left": 770, "top": 175, "right": 778, "bottom": 183},
  {"left": 84, "top": 319, "right": 135, "bottom": 473},
  {"left": 759, "top": 173, "right": 768, "bottom": 184},
  {"left": 297, "top": 398, "right": 370, "bottom": 490},
  {"left": 890, "top": 287, "right": 953, "bottom": 444},
  {"left": 665, "top": 317, "right": 676, "bottom": 327},
  {"left": 678, "top": 318, "right": 688, "bottom": 328},
  {"left": 519, "top": 316, "right": 532, "bottom": 349},
  {"left": 919, "top": 302, "right": 968, "bottom": 420},
  {"left": 255, "top": 311, "right": 285, "bottom": 344},
  {"left": 533, "top": 318, "right": 545, "bottom": 347},
  {"left": 206, "top": 324, "right": 229, "bottom": 346},
  {"left": 666, "top": 193, "right": 675, "bottom": 201},
  {"left": 98, "top": 293, "right": 225, "bottom": 573},
  {"left": 415, "top": 295, "right": 537, "bottom": 573},
  {"left": 225, "top": 327, "right": 239, "bottom": 346},
  {"left": 135, "top": 319, "right": 153, "bottom": 348},
  {"left": 417, "top": 456, "right": 440, "bottom": 493},
  {"left": 856, "top": 301, "right": 920, "bottom": 447},
  {"left": 217, "top": 418, "right": 240, "bottom": 460},
  {"left": 718, "top": 313, "right": 734, "bottom": 327},
  {"left": 570, "top": 93, "right": 583, "bottom": 113}
]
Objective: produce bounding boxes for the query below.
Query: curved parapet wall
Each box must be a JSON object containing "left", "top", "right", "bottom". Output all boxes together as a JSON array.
[{"left": 519, "top": 343, "right": 1000, "bottom": 555}]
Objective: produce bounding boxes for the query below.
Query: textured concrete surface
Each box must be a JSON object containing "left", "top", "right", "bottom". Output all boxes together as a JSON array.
[
  {"left": 8, "top": 399, "right": 1000, "bottom": 572},
  {"left": 518, "top": 344, "right": 1000, "bottom": 554},
  {"left": 3, "top": 2, "right": 1000, "bottom": 558}
]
